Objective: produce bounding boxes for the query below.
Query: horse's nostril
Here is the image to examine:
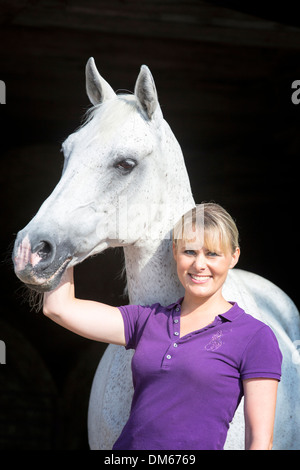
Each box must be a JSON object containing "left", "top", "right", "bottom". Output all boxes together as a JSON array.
[{"left": 34, "top": 241, "right": 53, "bottom": 260}]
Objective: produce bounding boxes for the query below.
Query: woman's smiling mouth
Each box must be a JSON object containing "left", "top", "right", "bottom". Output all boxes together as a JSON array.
[{"left": 188, "top": 273, "right": 212, "bottom": 283}]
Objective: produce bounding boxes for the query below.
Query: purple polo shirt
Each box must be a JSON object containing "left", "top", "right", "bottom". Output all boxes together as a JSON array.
[{"left": 112, "top": 300, "right": 282, "bottom": 450}]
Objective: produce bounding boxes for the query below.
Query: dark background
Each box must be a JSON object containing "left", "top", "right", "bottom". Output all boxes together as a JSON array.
[{"left": 1, "top": 0, "right": 300, "bottom": 449}]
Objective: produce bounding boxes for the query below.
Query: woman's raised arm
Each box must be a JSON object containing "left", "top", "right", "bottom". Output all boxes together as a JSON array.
[{"left": 43, "top": 267, "right": 126, "bottom": 346}]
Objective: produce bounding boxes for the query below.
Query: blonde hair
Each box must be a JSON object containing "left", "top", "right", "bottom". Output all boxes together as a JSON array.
[{"left": 173, "top": 203, "right": 239, "bottom": 254}]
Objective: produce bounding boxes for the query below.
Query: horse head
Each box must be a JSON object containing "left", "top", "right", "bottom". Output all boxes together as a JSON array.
[{"left": 12, "top": 58, "right": 191, "bottom": 292}]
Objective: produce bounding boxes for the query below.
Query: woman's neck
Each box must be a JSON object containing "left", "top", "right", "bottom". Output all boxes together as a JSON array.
[{"left": 180, "top": 291, "right": 232, "bottom": 318}]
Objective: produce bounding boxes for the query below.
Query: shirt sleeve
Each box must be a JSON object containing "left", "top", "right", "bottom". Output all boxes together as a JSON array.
[
  {"left": 118, "top": 304, "right": 157, "bottom": 350},
  {"left": 118, "top": 304, "right": 141, "bottom": 350},
  {"left": 240, "top": 325, "right": 282, "bottom": 381}
]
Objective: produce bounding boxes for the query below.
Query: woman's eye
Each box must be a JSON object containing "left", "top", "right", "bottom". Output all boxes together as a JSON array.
[
  {"left": 114, "top": 158, "right": 137, "bottom": 174},
  {"left": 206, "top": 251, "right": 219, "bottom": 257},
  {"left": 184, "top": 250, "right": 196, "bottom": 256}
]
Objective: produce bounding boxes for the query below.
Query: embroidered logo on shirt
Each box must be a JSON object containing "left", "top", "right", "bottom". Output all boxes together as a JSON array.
[{"left": 205, "top": 330, "right": 223, "bottom": 351}]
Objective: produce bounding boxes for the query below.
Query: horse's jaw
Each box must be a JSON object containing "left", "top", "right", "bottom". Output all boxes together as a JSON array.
[{"left": 22, "top": 258, "right": 72, "bottom": 293}]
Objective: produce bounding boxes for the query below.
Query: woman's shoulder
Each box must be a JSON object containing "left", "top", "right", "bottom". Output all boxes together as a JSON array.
[
  {"left": 129, "top": 298, "right": 183, "bottom": 314},
  {"left": 233, "top": 305, "right": 283, "bottom": 378},
  {"left": 118, "top": 300, "right": 169, "bottom": 321},
  {"left": 230, "top": 302, "right": 273, "bottom": 329},
  {"left": 228, "top": 302, "right": 280, "bottom": 347}
]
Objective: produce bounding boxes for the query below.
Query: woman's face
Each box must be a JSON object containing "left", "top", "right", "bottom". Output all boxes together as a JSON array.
[{"left": 173, "top": 237, "right": 240, "bottom": 303}]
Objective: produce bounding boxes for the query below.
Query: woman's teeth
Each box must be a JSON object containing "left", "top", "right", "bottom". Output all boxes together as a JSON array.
[{"left": 189, "top": 274, "right": 211, "bottom": 281}]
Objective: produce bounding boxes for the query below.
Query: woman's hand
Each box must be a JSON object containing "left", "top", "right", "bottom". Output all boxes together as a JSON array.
[
  {"left": 43, "top": 265, "right": 75, "bottom": 316},
  {"left": 43, "top": 267, "right": 126, "bottom": 346}
]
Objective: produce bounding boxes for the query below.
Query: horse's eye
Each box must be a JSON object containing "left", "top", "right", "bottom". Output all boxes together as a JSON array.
[{"left": 114, "top": 158, "right": 137, "bottom": 174}]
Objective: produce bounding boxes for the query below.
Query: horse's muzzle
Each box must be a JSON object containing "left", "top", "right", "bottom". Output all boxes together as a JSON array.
[{"left": 12, "top": 233, "right": 73, "bottom": 292}]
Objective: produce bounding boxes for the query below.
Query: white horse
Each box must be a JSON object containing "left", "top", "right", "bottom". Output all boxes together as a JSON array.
[{"left": 13, "top": 58, "right": 300, "bottom": 450}]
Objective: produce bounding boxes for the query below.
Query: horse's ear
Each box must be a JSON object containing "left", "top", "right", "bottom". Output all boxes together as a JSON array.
[
  {"left": 85, "top": 57, "right": 116, "bottom": 105},
  {"left": 134, "top": 65, "right": 159, "bottom": 119}
]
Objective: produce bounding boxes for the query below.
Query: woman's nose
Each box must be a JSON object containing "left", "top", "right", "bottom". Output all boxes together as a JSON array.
[{"left": 193, "top": 253, "right": 206, "bottom": 270}]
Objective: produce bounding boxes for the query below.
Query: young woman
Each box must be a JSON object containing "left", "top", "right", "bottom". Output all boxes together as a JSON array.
[{"left": 43, "top": 203, "right": 282, "bottom": 450}]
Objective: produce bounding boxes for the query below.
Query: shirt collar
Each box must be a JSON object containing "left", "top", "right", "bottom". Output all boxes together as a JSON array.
[
  {"left": 165, "top": 297, "right": 184, "bottom": 310},
  {"left": 166, "top": 299, "right": 243, "bottom": 322},
  {"left": 219, "top": 302, "right": 244, "bottom": 322}
]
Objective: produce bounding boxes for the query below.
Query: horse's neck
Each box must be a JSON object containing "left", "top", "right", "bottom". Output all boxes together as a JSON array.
[
  {"left": 123, "top": 120, "right": 194, "bottom": 306},
  {"left": 123, "top": 240, "right": 182, "bottom": 305}
]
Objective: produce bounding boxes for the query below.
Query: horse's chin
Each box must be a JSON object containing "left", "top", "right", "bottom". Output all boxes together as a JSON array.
[
  {"left": 17, "top": 258, "right": 72, "bottom": 293},
  {"left": 25, "top": 275, "right": 63, "bottom": 293}
]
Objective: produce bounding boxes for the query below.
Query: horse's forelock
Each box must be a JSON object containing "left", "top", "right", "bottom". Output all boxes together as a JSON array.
[{"left": 80, "top": 94, "right": 141, "bottom": 134}]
